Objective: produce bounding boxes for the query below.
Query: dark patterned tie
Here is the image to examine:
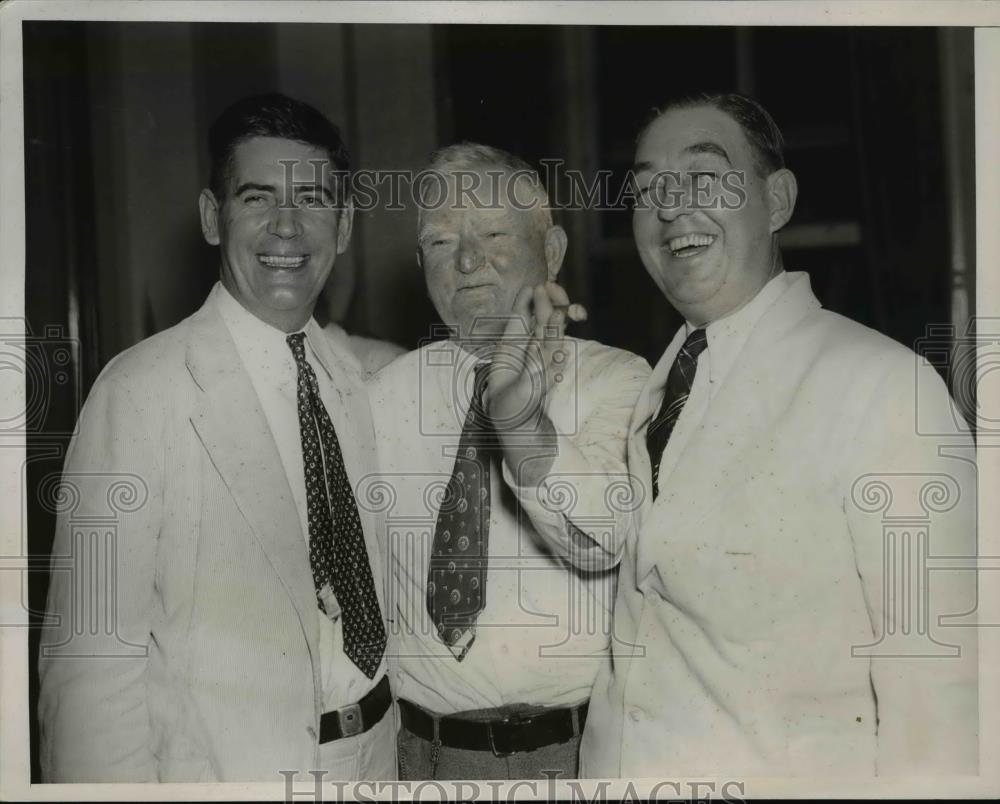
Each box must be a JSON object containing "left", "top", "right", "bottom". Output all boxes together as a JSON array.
[
  {"left": 427, "top": 362, "right": 494, "bottom": 660},
  {"left": 646, "top": 328, "right": 708, "bottom": 499},
  {"left": 287, "top": 332, "right": 386, "bottom": 679}
]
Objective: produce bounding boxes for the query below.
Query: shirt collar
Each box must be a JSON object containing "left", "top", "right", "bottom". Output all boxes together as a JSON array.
[
  {"left": 450, "top": 337, "right": 492, "bottom": 365},
  {"left": 686, "top": 270, "right": 793, "bottom": 387},
  {"left": 211, "top": 281, "right": 334, "bottom": 381},
  {"left": 432, "top": 339, "right": 490, "bottom": 415}
]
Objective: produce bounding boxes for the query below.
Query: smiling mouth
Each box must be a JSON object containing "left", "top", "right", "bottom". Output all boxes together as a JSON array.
[
  {"left": 258, "top": 254, "right": 309, "bottom": 269},
  {"left": 663, "top": 233, "right": 717, "bottom": 259}
]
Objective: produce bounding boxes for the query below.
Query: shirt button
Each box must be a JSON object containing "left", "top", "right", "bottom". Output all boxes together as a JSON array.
[
  {"left": 500, "top": 644, "right": 510, "bottom": 655},
  {"left": 629, "top": 707, "right": 643, "bottom": 722}
]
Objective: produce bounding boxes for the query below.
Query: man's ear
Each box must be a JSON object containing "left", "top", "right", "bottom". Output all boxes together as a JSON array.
[
  {"left": 543, "top": 225, "right": 568, "bottom": 281},
  {"left": 766, "top": 168, "right": 798, "bottom": 234},
  {"left": 199, "top": 188, "right": 221, "bottom": 246},
  {"left": 336, "top": 197, "right": 355, "bottom": 255}
]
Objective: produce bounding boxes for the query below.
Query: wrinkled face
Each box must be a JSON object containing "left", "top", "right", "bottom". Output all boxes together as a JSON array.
[
  {"left": 632, "top": 105, "right": 781, "bottom": 325},
  {"left": 418, "top": 170, "right": 552, "bottom": 340},
  {"left": 200, "top": 136, "right": 352, "bottom": 332}
]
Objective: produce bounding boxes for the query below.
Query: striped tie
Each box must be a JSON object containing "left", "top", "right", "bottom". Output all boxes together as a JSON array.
[{"left": 646, "top": 328, "right": 708, "bottom": 499}]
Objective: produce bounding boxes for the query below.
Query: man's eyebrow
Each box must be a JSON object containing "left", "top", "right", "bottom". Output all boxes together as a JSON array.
[
  {"left": 632, "top": 143, "right": 731, "bottom": 173},
  {"left": 683, "top": 142, "right": 732, "bottom": 163},
  {"left": 291, "top": 183, "right": 334, "bottom": 200},
  {"left": 233, "top": 182, "right": 276, "bottom": 196}
]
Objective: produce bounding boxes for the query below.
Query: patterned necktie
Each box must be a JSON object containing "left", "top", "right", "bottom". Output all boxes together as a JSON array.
[
  {"left": 427, "top": 362, "right": 494, "bottom": 660},
  {"left": 287, "top": 332, "right": 386, "bottom": 679},
  {"left": 646, "top": 328, "right": 708, "bottom": 499}
]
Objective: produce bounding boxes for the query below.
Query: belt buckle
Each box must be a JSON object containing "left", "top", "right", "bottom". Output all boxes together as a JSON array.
[
  {"left": 487, "top": 713, "right": 520, "bottom": 758},
  {"left": 337, "top": 703, "right": 364, "bottom": 738}
]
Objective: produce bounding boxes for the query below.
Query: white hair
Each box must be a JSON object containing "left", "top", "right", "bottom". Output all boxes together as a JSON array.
[{"left": 416, "top": 142, "right": 553, "bottom": 236}]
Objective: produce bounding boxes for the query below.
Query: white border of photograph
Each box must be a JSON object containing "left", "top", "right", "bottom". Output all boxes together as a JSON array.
[{"left": 1, "top": 2, "right": 998, "bottom": 800}]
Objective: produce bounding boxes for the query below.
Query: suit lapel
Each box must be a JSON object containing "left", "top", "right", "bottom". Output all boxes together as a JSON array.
[
  {"left": 627, "top": 327, "right": 687, "bottom": 541},
  {"left": 184, "top": 303, "right": 319, "bottom": 659}
]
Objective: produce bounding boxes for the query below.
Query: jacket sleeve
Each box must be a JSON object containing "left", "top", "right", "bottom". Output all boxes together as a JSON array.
[
  {"left": 502, "top": 346, "right": 651, "bottom": 571},
  {"left": 38, "top": 371, "right": 162, "bottom": 781},
  {"left": 843, "top": 356, "right": 978, "bottom": 775}
]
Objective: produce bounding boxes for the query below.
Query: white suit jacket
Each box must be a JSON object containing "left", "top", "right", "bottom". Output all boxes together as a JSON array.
[
  {"left": 581, "top": 272, "right": 977, "bottom": 777},
  {"left": 38, "top": 294, "right": 390, "bottom": 782}
]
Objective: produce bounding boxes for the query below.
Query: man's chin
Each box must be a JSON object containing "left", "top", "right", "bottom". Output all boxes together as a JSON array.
[
  {"left": 256, "top": 278, "right": 321, "bottom": 309},
  {"left": 451, "top": 301, "right": 505, "bottom": 337},
  {"left": 257, "top": 295, "right": 309, "bottom": 317},
  {"left": 241, "top": 287, "right": 318, "bottom": 330},
  {"left": 453, "top": 321, "right": 502, "bottom": 343},
  {"left": 661, "top": 267, "right": 726, "bottom": 305}
]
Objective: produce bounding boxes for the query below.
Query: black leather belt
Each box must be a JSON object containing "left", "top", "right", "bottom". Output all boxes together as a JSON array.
[
  {"left": 319, "top": 675, "right": 391, "bottom": 743},
  {"left": 398, "top": 698, "right": 588, "bottom": 757}
]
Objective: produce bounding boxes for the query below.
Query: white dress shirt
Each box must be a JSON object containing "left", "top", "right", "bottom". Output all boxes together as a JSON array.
[
  {"left": 368, "top": 337, "right": 650, "bottom": 714},
  {"left": 215, "top": 283, "right": 386, "bottom": 711}
]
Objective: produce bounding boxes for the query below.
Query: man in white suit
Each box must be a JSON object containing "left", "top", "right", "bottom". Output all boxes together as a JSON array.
[
  {"left": 39, "top": 93, "right": 395, "bottom": 782},
  {"left": 581, "top": 93, "right": 977, "bottom": 776},
  {"left": 368, "top": 144, "right": 649, "bottom": 779}
]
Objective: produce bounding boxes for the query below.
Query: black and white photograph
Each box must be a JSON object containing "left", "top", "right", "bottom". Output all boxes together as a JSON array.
[{"left": 1, "top": 1, "right": 999, "bottom": 800}]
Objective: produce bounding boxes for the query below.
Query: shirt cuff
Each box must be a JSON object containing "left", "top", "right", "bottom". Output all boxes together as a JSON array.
[{"left": 501, "top": 436, "right": 624, "bottom": 561}]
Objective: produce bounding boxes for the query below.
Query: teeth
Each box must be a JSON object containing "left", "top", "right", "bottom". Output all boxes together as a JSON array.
[
  {"left": 667, "top": 233, "right": 716, "bottom": 255},
  {"left": 259, "top": 254, "right": 307, "bottom": 268}
]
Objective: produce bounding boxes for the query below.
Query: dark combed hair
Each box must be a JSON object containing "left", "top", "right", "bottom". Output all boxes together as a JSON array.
[
  {"left": 640, "top": 92, "right": 786, "bottom": 176},
  {"left": 207, "top": 92, "right": 351, "bottom": 199}
]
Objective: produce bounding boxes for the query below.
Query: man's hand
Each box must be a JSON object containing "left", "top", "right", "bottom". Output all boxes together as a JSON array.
[
  {"left": 484, "top": 281, "right": 586, "bottom": 488},
  {"left": 485, "top": 281, "right": 587, "bottom": 433}
]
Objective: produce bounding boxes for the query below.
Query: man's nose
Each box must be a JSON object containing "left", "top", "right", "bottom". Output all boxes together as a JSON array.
[
  {"left": 267, "top": 203, "right": 302, "bottom": 239},
  {"left": 457, "top": 234, "right": 485, "bottom": 274},
  {"left": 655, "top": 182, "right": 692, "bottom": 223}
]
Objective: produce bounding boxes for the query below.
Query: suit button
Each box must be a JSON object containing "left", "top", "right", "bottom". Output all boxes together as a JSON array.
[{"left": 629, "top": 707, "right": 643, "bottom": 722}]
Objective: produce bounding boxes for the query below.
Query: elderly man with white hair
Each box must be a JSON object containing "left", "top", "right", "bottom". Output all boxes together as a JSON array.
[{"left": 368, "top": 143, "right": 649, "bottom": 779}]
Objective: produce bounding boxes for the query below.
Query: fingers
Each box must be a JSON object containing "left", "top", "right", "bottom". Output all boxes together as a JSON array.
[
  {"left": 492, "top": 285, "right": 535, "bottom": 379},
  {"left": 542, "top": 281, "right": 588, "bottom": 326},
  {"left": 498, "top": 281, "right": 584, "bottom": 348},
  {"left": 546, "top": 281, "right": 571, "bottom": 308},
  {"left": 533, "top": 284, "right": 555, "bottom": 340},
  {"left": 501, "top": 285, "right": 535, "bottom": 341}
]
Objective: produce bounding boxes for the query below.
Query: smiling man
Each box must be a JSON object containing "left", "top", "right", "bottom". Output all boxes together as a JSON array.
[
  {"left": 39, "top": 94, "right": 394, "bottom": 781},
  {"left": 581, "top": 93, "right": 978, "bottom": 776},
  {"left": 368, "top": 143, "right": 649, "bottom": 779}
]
